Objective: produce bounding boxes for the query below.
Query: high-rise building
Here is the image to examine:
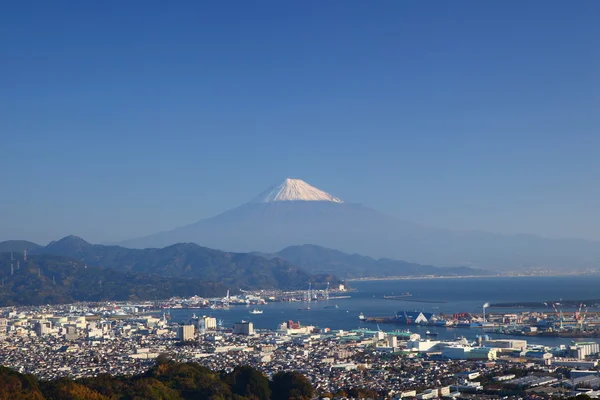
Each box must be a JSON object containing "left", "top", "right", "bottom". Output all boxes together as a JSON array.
[
  {"left": 65, "top": 325, "right": 79, "bottom": 340},
  {"left": 35, "top": 321, "right": 52, "bottom": 336},
  {"left": 177, "top": 325, "right": 195, "bottom": 342},
  {"left": 387, "top": 334, "right": 397, "bottom": 348},
  {"left": 0, "top": 318, "right": 7, "bottom": 335},
  {"left": 233, "top": 321, "right": 254, "bottom": 335},
  {"left": 197, "top": 316, "right": 217, "bottom": 331}
]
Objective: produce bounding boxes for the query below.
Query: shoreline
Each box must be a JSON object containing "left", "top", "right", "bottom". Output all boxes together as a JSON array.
[{"left": 346, "top": 273, "right": 600, "bottom": 282}]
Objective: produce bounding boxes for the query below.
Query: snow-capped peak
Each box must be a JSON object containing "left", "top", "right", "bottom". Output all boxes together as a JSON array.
[{"left": 250, "top": 178, "right": 344, "bottom": 203}]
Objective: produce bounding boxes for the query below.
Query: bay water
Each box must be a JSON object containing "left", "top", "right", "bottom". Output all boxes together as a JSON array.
[{"left": 169, "top": 275, "right": 600, "bottom": 347}]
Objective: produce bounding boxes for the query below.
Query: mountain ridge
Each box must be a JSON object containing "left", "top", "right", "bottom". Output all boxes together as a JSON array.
[
  {"left": 0, "top": 240, "right": 42, "bottom": 253},
  {"left": 33, "top": 235, "right": 339, "bottom": 290},
  {"left": 120, "top": 179, "right": 600, "bottom": 270},
  {"left": 266, "top": 244, "right": 489, "bottom": 278},
  {"left": 0, "top": 253, "right": 226, "bottom": 306}
]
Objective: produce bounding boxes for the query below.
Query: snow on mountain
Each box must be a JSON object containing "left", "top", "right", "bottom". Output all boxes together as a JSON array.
[
  {"left": 249, "top": 178, "right": 343, "bottom": 203},
  {"left": 120, "top": 178, "right": 600, "bottom": 270}
]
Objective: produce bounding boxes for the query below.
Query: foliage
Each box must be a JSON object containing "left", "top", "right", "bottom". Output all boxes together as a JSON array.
[
  {"left": 0, "top": 253, "right": 225, "bottom": 306},
  {"left": 227, "top": 366, "right": 271, "bottom": 400},
  {"left": 346, "top": 387, "right": 380, "bottom": 399},
  {"left": 270, "top": 371, "right": 314, "bottom": 400},
  {"left": 41, "top": 378, "right": 109, "bottom": 400},
  {"left": 33, "top": 235, "right": 339, "bottom": 292},
  {"left": 0, "top": 363, "right": 323, "bottom": 400},
  {"left": 0, "top": 366, "right": 45, "bottom": 400}
]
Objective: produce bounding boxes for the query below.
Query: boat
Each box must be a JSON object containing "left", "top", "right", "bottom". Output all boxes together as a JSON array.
[
  {"left": 298, "top": 306, "right": 311, "bottom": 311},
  {"left": 358, "top": 312, "right": 365, "bottom": 321},
  {"left": 324, "top": 304, "right": 339, "bottom": 309},
  {"left": 425, "top": 330, "right": 438, "bottom": 337},
  {"left": 249, "top": 309, "right": 263, "bottom": 315}
]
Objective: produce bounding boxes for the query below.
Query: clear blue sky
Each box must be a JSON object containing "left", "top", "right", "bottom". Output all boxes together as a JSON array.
[{"left": 1, "top": 1, "right": 599, "bottom": 244}]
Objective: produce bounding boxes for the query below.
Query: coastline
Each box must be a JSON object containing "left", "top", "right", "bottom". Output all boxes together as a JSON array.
[{"left": 345, "top": 273, "right": 600, "bottom": 282}]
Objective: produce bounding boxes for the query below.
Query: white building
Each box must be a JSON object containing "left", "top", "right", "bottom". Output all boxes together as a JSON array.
[
  {"left": 482, "top": 339, "right": 527, "bottom": 351},
  {"left": 443, "top": 346, "right": 497, "bottom": 360},
  {"left": 387, "top": 334, "right": 398, "bottom": 348},
  {"left": 177, "top": 325, "right": 195, "bottom": 342},
  {"left": 0, "top": 318, "right": 8, "bottom": 335},
  {"left": 202, "top": 316, "right": 217, "bottom": 330},
  {"left": 568, "top": 342, "right": 600, "bottom": 359},
  {"left": 407, "top": 339, "right": 441, "bottom": 352}
]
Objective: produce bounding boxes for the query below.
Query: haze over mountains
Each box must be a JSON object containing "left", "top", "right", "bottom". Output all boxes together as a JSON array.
[
  {"left": 121, "top": 179, "right": 600, "bottom": 270},
  {"left": 0, "top": 235, "right": 486, "bottom": 305},
  {"left": 258, "top": 245, "right": 488, "bottom": 279},
  {"left": 35, "top": 235, "right": 336, "bottom": 290},
  {"left": 0, "top": 236, "right": 343, "bottom": 306}
]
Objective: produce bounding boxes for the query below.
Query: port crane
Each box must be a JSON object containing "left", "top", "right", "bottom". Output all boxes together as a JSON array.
[
  {"left": 574, "top": 302, "right": 583, "bottom": 321},
  {"left": 577, "top": 305, "right": 589, "bottom": 331},
  {"left": 551, "top": 303, "right": 565, "bottom": 330}
]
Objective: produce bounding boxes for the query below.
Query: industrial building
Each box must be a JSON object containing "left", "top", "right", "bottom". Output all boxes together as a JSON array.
[
  {"left": 196, "top": 316, "right": 217, "bottom": 331},
  {"left": 395, "top": 311, "right": 434, "bottom": 324},
  {"left": 568, "top": 342, "right": 600, "bottom": 359},
  {"left": 482, "top": 339, "right": 527, "bottom": 351},
  {"left": 442, "top": 346, "right": 498, "bottom": 360},
  {"left": 387, "top": 334, "right": 397, "bottom": 348}
]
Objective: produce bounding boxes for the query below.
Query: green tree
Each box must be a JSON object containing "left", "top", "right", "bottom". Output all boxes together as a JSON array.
[
  {"left": 270, "top": 371, "right": 313, "bottom": 400},
  {"left": 227, "top": 366, "right": 270, "bottom": 400},
  {"left": 0, "top": 366, "right": 45, "bottom": 400},
  {"left": 42, "top": 378, "right": 109, "bottom": 400}
]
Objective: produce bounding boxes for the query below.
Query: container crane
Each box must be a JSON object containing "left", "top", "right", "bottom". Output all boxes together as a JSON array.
[
  {"left": 552, "top": 303, "right": 564, "bottom": 330},
  {"left": 578, "top": 306, "right": 589, "bottom": 331},
  {"left": 575, "top": 302, "right": 583, "bottom": 322}
]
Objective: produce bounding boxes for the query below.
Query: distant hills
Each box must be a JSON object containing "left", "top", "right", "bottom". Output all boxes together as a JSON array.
[
  {"left": 0, "top": 236, "right": 341, "bottom": 306},
  {"left": 37, "top": 236, "right": 337, "bottom": 289},
  {"left": 120, "top": 178, "right": 600, "bottom": 271},
  {"left": 0, "top": 240, "right": 41, "bottom": 253},
  {"left": 0, "top": 253, "right": 226, "bottom": 306},
  {"left": 266, "top": 244, "right": 489, "bottom": 279},
  {"left": 0, "top": 232, "right": 496, "bottom": 307}
]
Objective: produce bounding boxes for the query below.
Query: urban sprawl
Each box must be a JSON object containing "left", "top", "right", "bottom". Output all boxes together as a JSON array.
[{"left": 2, "top": 291, "right": 600, "bottom": 399}]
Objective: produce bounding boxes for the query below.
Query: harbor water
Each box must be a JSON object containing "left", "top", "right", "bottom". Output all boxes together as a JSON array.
[{"left": 169, "top": 275, "right": 600, "bottom": 347}]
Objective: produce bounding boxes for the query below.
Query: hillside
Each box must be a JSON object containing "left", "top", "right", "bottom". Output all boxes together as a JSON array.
[
  {"left": 0, "top": 253, "right": 225, "bottom": 306},
  {"left": 0, "top": 240, "right": 41, "bottom": 253},
  {"left": 272, "top": 244, "right": 489, "bottom": 279},
  {"left": 0, "top": 363, "right": 318, "bottom": 400},
  {"left": 34, "top": 236, "right": 339, "bottom": 290}
]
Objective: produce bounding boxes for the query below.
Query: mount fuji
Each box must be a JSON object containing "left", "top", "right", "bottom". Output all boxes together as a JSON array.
[{"left": 121, "top": 178, "right": 600, "bottom": 270}]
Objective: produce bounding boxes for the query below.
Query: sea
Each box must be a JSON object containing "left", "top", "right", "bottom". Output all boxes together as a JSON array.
[{"left": 169, "top": 275, "right": 600, "bottom": 348}]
